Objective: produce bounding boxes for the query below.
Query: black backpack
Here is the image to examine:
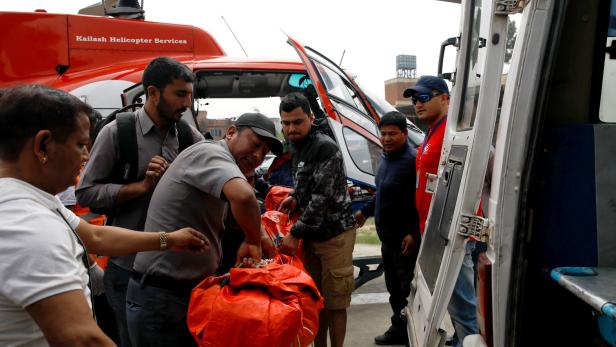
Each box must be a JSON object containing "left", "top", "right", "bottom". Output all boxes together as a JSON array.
[
  {"left": 91, "top": 105, "right": 195, "bottom": 183},
  {"left": 88, "top": 106, "right": 195, "bottom": 221}
]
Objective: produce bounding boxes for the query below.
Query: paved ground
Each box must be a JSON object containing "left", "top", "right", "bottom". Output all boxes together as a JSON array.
[
  {"left": 348, "top": 277, "right": 405, "bottom": 346},
  {"left": 347, "top": 244, "right": 405, "bottom": 347},
  {"left": 346, "top": 244, "right": 453, "bottom": 347}
]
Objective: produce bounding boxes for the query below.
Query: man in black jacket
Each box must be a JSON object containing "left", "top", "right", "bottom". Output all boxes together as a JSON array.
[
  {"left": 278, "top": 93, "right": 356, "bottom": 347},
  {"left": 355, "top": 111, "right": 420, "bottom": 345}
]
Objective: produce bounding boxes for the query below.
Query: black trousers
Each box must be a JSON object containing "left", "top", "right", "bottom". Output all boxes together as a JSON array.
[
  {"left": 93, "top": 293, "right": 119, "bottom": 343},
  {"left": 381, "top": 238, "right": 419, "bottom": 325}
]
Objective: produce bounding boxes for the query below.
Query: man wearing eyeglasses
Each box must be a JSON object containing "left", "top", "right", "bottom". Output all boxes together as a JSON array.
[{"left": 404, "top": 75, "right": 478, "bottom": 347}]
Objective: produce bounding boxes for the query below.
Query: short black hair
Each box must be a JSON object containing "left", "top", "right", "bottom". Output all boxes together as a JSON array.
[
  {"left": 379, "top": 111, "right": 407, "bottom": 132},
  {"left": 279, "top": 92, "right": 311, "bottom": 116},
  {"left": 88, "top": 109, "right": 103, "bottom": 140},
  {"left": 0, "top": 84, "right": 92, "bottom": 161},
  {"left": 142, "top": 57, "right": 194, "bottom": 94}
]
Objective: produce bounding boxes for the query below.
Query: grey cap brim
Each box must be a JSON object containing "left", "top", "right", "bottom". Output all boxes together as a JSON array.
[
  {"left": 250, "top": 127, "right": 283, "bottom": 155},
  {"left": 403, "top": 85, "right": 433, "bottom": 98}
]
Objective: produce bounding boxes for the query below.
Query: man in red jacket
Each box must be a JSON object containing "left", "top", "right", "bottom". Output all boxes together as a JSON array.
[
  {"left": 404, "top": 76, "right": 478, "bottom": 347},
  {"left": 406, "top": 76, "right": 449, "bottom": 235}
]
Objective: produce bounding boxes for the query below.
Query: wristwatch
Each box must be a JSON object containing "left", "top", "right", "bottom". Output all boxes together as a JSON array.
[{"left": 159, "top": 232, "right": 168, "bottom": 250}]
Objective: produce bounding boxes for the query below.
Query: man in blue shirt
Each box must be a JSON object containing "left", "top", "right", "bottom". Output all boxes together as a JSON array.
[{"left": 355, "top": 111, "right": 420, "bottom": 345}]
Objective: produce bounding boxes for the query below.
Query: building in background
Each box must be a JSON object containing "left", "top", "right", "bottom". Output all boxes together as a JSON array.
[
  {"left": 195, "top": 111, "right": 282, "bottom": 141},
  {"left": 204, "top": 119, "right": 233, "bottom": 139},
  {"left": 384, "top": 55, "right": 428, "bottom": 131}
]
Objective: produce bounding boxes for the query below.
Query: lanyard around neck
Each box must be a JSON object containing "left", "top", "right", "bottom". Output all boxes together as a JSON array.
[
  {"left": 55, "top": 208, "right": 96, "bottom": 319},
  {"left": 420, "top": 115, "right": 447, "bottom": 154}
]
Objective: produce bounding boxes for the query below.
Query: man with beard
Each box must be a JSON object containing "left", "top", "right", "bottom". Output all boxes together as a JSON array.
[
  {"left": 76, "top": 57, "right": 203, "bottom": 347},
  {"left": 278, "top": 93, "right": 356, "bottom": 347}
]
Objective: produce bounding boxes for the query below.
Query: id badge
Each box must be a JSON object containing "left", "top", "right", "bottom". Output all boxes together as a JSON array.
[{"left": 425, "top": 173, "right": 438, "bottom": 194}]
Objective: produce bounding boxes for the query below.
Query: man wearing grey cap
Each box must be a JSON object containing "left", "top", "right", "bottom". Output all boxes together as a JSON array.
[{"left": 126, "top": 112, "right": 283, "bottom": 346}]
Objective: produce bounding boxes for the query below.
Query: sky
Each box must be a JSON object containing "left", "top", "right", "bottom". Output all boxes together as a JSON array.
[{"left": 1, "top": 0, "right": 462, "bottom": 100}]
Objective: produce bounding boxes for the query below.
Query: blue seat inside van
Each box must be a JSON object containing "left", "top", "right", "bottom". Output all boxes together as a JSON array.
[
  {"left": 534, "top": 124, "right": 597, "bottom": 269},
  {"left": 534, "top": 124, "right": 616, "bottom": 269},
  {"left": 538, "top": 124, "right": 616, "bottom": 344}
]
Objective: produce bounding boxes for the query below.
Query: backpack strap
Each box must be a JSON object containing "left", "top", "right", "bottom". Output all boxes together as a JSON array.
[
  {"left": 115, "top": 112, "right": 139, "bottom": 182},
  {"left": 177, "top": 118, "right": 195, "bottom": 152},
  {"left": 114, "top": 113, "right": 193, "bottom": 182}
]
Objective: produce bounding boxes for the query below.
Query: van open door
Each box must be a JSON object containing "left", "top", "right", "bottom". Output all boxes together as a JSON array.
[
  {"left": 287, "top": 36, "right": 384, "bottom": 188},
  {"left": 405, "top": 1, "right": 514, "bottom": 346}
]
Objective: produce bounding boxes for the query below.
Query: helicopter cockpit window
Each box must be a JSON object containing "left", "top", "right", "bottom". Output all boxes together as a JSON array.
[{"left": 192, "top": 70, "right": 327, "bottom": 139}]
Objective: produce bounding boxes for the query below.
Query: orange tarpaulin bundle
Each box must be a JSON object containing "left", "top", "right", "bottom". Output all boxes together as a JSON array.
[
  {"left": 187, "top": 254, "right": 323, "bottom": 347},
  {"left": 187, "top": 186, "right": 322, "bottom": 346},
  {"left": 261, "top": 210, "right": 305, "bottom": 260},
  {"left": 262, "top": 210, "right": 295, "bottom": 246},
  {"left": 265, "top": 185, "right": 293, "bottom": 211},
  {"left": 262, "top": 185, "right": 304, "bottom": 259},
  {"left": 70, "top": 175, "right": 109, "bottom": 269}
]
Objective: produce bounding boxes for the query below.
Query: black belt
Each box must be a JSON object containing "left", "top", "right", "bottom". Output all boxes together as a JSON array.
[{"left": 131, "top": 271, "right": 200, "bottom": 294}]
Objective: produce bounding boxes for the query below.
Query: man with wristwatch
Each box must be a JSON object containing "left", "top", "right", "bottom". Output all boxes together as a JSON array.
[{"left": 126, "top": 112, "right": 282, "bottom": 346}]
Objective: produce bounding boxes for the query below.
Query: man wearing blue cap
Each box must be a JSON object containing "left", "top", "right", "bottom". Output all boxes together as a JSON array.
[{"left": 404, "top": 76, "right": 479, "bottom": 347}]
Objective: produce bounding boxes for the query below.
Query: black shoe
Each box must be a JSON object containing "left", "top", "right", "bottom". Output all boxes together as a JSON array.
[{"left": 374, "top": 325, "right": 407, "bottom": 345}]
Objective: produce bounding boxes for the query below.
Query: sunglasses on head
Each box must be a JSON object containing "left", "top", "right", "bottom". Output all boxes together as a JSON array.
[{"left": 411, "top": 91, "right": 443, "bottom": 104}]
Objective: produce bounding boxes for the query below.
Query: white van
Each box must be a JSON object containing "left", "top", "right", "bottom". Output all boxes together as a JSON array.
[{"left": 406, "top": 0, "right": 616, "bottom": 346}]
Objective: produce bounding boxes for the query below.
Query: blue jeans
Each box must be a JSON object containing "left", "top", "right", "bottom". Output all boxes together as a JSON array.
[
  {"left": 104, "top": 262, "right": 132, "bottom": 347},
  {"left": 125, "top": 277, "right": 197, "bottom": 347},
  {"left": 448, "top": 241, "right": 479, "bottom": 347}
]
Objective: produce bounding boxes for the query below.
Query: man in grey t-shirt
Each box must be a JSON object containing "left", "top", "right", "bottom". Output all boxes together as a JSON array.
[{"left": 126, "top": 112, "right": 282, "bottom": 346}]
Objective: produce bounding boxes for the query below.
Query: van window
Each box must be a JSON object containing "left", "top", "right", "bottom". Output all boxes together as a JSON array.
[
  {"left": 342, "top": 127, "right": 381, "bottom": 175},
  {"left": 598, "top": 0, "right": 616, "bottom": 122},
  {"left": 457, "top": 0, "right": 483, "bottom": 130}
]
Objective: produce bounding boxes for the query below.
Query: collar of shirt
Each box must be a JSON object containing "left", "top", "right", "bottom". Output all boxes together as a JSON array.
[
  {"left": 137, "top": 107, "right": 177, "bottom": 137},
  {"left": 289, "top": 129, "right": 318, "bottom": 152},
  {"left": 0, "top": 177, "right": 63, "bottom": 210},
  {"left": 383, "top": 141, "right": 411, "bottom": 159},
  {"left": 217, "top": 139, "right": 231, "bottom": 154}
]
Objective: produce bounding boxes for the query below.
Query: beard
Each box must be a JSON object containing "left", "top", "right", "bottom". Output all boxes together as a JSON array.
[{"left": 156, "top": 96, "right": 186, "bottom": 124}]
